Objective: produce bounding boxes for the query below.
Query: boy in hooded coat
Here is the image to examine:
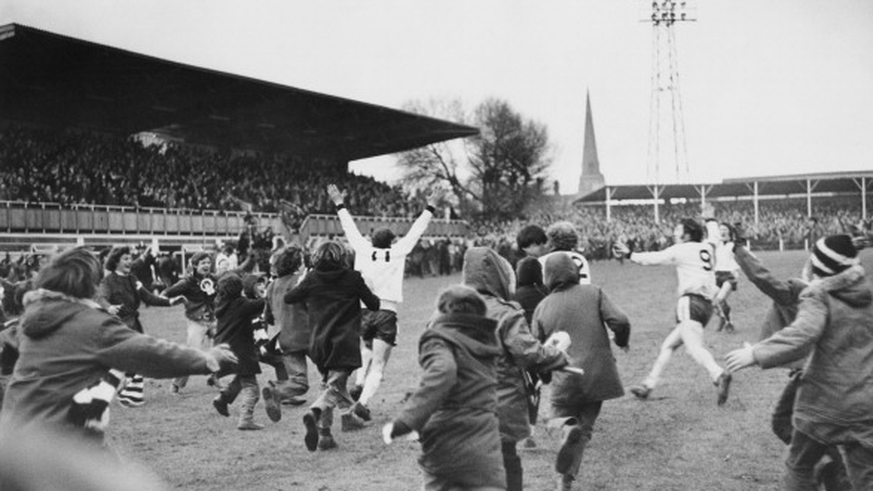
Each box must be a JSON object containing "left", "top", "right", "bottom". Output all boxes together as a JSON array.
[
  {"left": 386, "top": 285, "right": 505, "bottom": 490},
  {"left": 532, "top": 252, "right": 631, "bottom": 491},
  {"left": 731, "top": 233, "right": 850, "bottom": 489},
  {"left": 285, "top": 241, "right": 380, "bottom": 451},
  {"left": 462, "top": 246, "right": 568, "bottom": 491},
  {"left": 726, "top": 235, "right": 873, "bottom": 490}
]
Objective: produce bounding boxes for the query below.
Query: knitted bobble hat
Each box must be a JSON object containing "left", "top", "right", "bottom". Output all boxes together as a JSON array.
[{"left": 811, "top": 234, "right": 859, "bottom": 278}]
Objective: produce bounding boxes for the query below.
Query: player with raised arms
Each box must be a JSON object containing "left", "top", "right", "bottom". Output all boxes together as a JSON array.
[{"left": 326, "top": 183, "right": 441, "bottom": 428}]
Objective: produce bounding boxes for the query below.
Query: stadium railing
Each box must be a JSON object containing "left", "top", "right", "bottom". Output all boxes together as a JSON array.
[
  {"left": 0, "top": 200, "right": 281, "bottom": 236},
  {"left": 298, "top": 214, "right": 469, "bottom": 239},
  {"left": 0, "top": 201, "right": 470, "bottom": 241}
]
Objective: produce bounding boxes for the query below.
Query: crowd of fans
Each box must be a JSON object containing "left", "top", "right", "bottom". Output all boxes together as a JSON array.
[
  {"left": 0, "top": 125, "right": 412, "bottom": 217},
  {"left": 473, "top": 196, "right": 871, "bottom": 259},
  {"left": 2, "top": 124, "right": 870, "bottom": 258}
]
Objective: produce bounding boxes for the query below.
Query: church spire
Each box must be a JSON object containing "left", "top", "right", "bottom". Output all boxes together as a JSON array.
[{"left": 578, "top": 90, "right": 605, "bottom": 197}]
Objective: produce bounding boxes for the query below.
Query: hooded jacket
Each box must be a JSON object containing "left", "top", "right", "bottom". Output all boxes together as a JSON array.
[
  {"left": 284, "top": 267, "right": 379, "bottom": 373},
  {"left": 214, "top": 274, "right": 265, "bottom": 376},
  {"left": 752, "top": 265, "right": 873, "bottom": 446},
  {"left": 395, "top": 313, "right": 505, "bottom": 489},
  {"left": 0, "top": 289, "right": 218, "bottom": 439},
  {"left": 733, "top": 246, "right": 809, "bottom": 370},
  {"left": 264, "top": 272, "right": 310, "bottom": 353},
  {"left": 533, "top": 252, "right": 630, "bottom": 406},
  {"left": 462, "top": 247, "right": 567, "bottom": 441}
]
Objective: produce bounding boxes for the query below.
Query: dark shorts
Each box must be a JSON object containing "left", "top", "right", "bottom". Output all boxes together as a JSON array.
[
  {"left": 675, "top": 294, "right": 714, "bottom": 326},
  {"left": 715, "top": 271, "right": 738, "bottom": 291},
  {"left": 361, "top": 310, "right": 398, "bottom": 346}
]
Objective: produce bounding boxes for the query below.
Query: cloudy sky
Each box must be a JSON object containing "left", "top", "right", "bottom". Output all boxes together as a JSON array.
[{"left": 3, "top": 0, "right": 872, "bottom": 193}]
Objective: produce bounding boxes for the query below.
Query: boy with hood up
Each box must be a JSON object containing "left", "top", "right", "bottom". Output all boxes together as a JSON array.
[
  {"left": 462, "top": 246, "right": 569, "bottom": 491},
  {"left": 532, "top": 252, "right": 631, "bottom": 491},
  {"left": 384, "top": 285, "right": 505, "bottom": 490},
  {"left": 726, "top": 235, "right": 873, "bottom": 490}
]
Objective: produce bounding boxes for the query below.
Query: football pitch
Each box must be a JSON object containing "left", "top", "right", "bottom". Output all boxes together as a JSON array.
[{"left": 108, "top": 249, "right": 872, "bottom": 490}]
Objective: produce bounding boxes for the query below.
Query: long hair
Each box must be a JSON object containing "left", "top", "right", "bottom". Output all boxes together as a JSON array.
[
  {"left": 272, "top": 244, "right": 304, "bottom": 277},
  {"left": 719, "top": 222, "right": 736, "bottom": 243},
  {"left": 36, "top": 247, "right": 103, "bottom": 300},
  {"left": 312, "top": 241, "right": 346, "bottom": 271},
  {"left": 546, "top": 221, "right": 579, "bottom": 251},
  {"left": 680, "top": 218, "right": 705, "bottom": 243},
  {"left": 104, "top": 246, "right": 131, "bottom": 273}
]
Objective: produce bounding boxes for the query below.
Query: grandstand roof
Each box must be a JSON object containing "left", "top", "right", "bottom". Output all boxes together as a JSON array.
[
  {"left": 575, "top": 170, "right": 873, "bottom": 203},
  {"left": 0, "top": 23, "right": 478, "bottom": 162}
]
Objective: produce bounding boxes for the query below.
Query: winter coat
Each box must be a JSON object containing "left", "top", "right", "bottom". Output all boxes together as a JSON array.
[
  {"left": 98, "top": 272, "right": 171, "bottom": 333},
  {"left": 265, "top": 273, "right": 310, "bottom": 353},
  {"left": 163, "top": 273, "right": 217, "bottom": 322},
  {"left": 533, "top": 252, "right": 630, "bottom": 407},
  {"left": 733, "top": 246, "right": 809, "bottom": 370},
  {"left": 395, "top": 313, "right": 505, "bottom": 489},
  {"left": 0, "top": 289, "right": 218, "bottom": 440},
  {"left": 752, "top": 265, "right": 873, "bottom": 446},
  {"left": 512, "top": 257, "right": 549, "bottom": 325},
  {"left": 214, "top": 282, "right": 265, "bottom": 377},
  {"left": 462, "top": 247, "right": 567, "bottom": 442},
  {"left": 284, "top": 267, "right": 379, "bottom": 373}
]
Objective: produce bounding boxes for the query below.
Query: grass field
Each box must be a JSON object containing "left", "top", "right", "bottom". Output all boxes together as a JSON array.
[{"left": 107, "top": 249, "right": 873, "bottom": 490}]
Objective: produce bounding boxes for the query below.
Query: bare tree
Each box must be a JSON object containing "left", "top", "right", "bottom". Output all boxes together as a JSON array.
[{"left": 397, "top": 97, "right": 552, "bottom": 221}]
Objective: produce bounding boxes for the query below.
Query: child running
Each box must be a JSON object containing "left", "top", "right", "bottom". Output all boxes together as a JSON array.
[
  {"left": 384, "top": 285, "right": 504, "bottom": 491},
  {"left": 532, "top": 252, "right": 631, "bottom": 491},
  {"left": 211, "top": 273, "right": 267, "bottom": 430},
  {"left": 163, "top": 252, "right": 220, "bottom": 393},
  {"left": 262, "top": 244, "right": 311, "bottom": 421},
  {"left": 284, "top": 241, "right": 380, "bottom": 451}
]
